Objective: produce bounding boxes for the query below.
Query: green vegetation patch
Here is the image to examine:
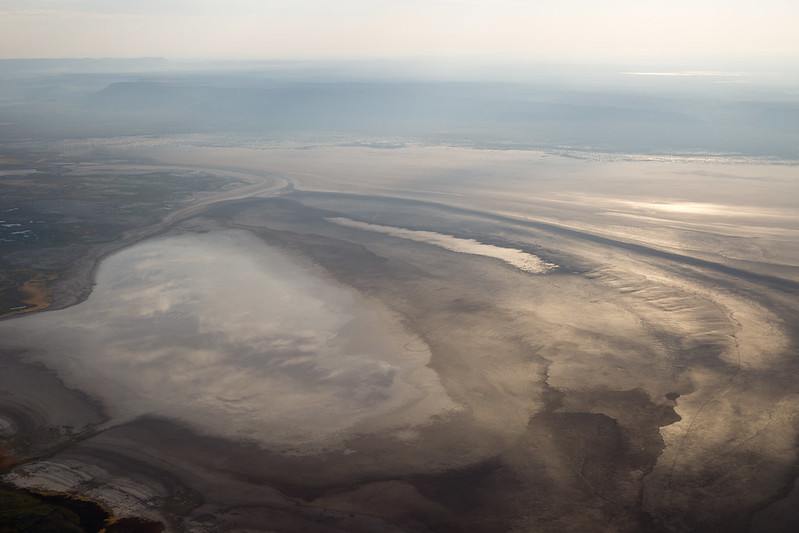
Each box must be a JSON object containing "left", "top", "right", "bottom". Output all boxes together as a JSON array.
[
  {"left": 0, "top": 485, "right": 166, "bottom": 533},
  {"left": 0, "top": 485, "right": 108, "bottom": 533}
]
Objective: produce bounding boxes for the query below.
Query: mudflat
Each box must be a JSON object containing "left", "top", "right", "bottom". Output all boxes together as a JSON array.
[{"left": 2, "top": 143, "right": 799, "bottom": 532}]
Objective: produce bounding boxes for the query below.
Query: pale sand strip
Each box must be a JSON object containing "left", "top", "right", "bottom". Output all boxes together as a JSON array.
[{"left": 328, "top": 217, "right": 556, "bottom": 274}]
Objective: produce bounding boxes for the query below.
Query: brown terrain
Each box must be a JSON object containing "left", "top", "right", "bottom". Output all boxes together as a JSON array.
[{"left": 1, "top": 144, "right": 798, "bottom": 532}]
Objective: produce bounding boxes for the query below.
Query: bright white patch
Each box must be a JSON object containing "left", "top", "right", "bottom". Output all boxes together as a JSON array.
[
  {"left": 328, "top": 217, "right": 556, "bottom": 274},
  {"left": 618, "top": 200, "right": 797, "bottom": 219}
]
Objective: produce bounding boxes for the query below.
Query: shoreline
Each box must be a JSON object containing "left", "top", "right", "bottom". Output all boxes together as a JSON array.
[{"left": 1, "top": 164, "right": 292, "bottom": 321}]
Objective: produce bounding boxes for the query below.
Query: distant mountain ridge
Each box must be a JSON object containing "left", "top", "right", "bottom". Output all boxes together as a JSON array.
[{"left": 1, "top": 60, "right": 797, "bottom": 157}]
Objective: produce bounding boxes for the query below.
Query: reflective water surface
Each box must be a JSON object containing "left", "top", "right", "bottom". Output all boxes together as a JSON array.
[{"left": 0, "top": 229, "right": 456, "bottom": 451}]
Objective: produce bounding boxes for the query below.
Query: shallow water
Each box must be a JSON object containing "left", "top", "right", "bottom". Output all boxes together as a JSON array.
[{"left": 0, "top": 228, "right": 455, "bottom": 450}]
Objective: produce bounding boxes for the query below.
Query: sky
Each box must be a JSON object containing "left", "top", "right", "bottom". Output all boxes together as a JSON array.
[{"left": 0, "top": 0, "right": 797, "bottom": 63}]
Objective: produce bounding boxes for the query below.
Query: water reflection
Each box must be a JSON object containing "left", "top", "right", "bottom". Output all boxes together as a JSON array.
[{"left": 0, "top": 229, "right": 455, "bottom": 450}]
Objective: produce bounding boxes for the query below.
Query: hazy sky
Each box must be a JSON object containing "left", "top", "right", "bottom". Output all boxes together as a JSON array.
[{"left": 1, "top": 0, "right": 797, "bottom": 62}]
